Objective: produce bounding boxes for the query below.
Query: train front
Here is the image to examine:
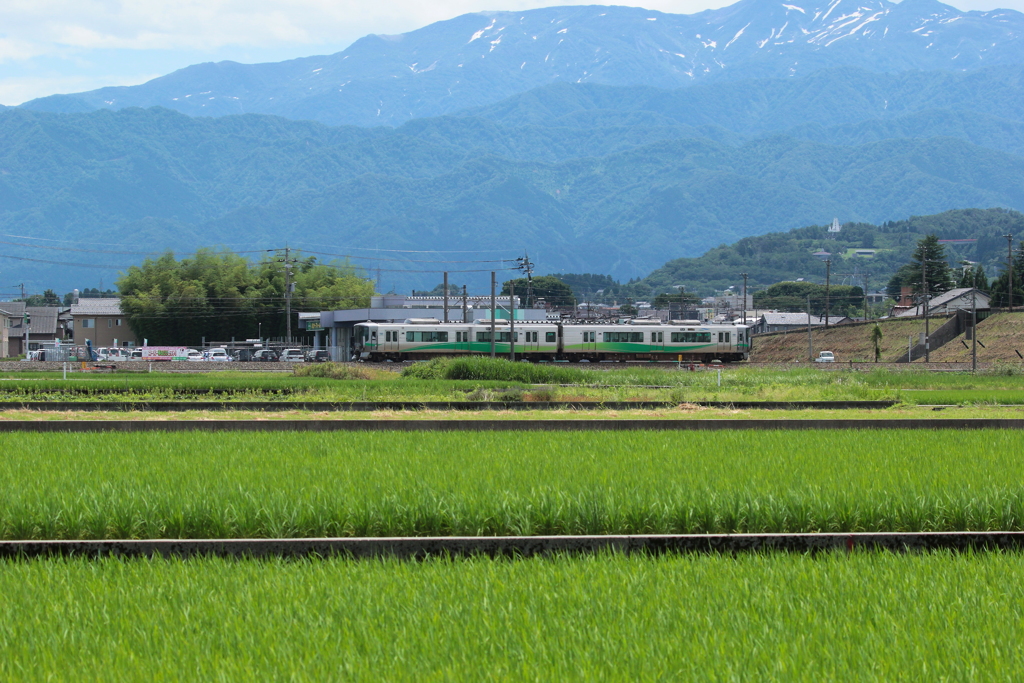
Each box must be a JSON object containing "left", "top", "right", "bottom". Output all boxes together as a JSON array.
[{"left": 353, "top": 323, "right": 377, "bottom": 360}]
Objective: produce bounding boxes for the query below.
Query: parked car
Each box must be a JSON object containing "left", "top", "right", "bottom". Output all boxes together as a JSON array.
[
  {"left": 205, "top": 348, "right": 233, "bottom": 362},
  {"left": 186, "top": 350, "right": 205, "bottom": 361},
  {"left": 814, "top": 351, "right": 835, "bottom": 363},
  {"left": 306, "top": 350, "right": 330, "bottom": 362},
  {"left": 280, "top": 348, "right": 305, "bottom": 362},
  {"left": 250, "top": 349, "right": 279, "bottom": 362},
  {"left": 96, "top": 347, "right": 132, "bottom": 361}
]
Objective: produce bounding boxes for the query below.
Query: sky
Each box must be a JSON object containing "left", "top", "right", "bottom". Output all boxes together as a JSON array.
[{"left": 2, "top": 0, "right": 1022, "bottom": 105}]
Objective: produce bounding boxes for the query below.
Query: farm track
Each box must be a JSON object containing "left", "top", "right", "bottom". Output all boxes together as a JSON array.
[
  {"left": 0, "top": 418, "right": 1022, "bottom": 431},
  {"left": 4, "top": 532, "right": 1024, "bottom": 559}
]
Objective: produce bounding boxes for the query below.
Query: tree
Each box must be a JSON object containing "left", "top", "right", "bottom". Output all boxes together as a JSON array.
[
  {"left": 904, "top": 235, "right": 953, "bottom": 297},
  {"left": 871, "top": 324, "right": 883, "bottom": 363},
  {"left": 989, "top": 242, "right": 1024, "bottom": 308},
  {"left": 753, "top": 281, "right": 863, "bottom": 316},
  {"left": 957, "top": 264, "right": 988, "bottom": 292},
  {"left": 500, "top": 276, "right": 574, "bottom": 307},
  {"left": 117, "top": 249, "right": 373, "bottom": 345},
  {"left": 19, "top": 289, "right": 61, "bottom": 306}
]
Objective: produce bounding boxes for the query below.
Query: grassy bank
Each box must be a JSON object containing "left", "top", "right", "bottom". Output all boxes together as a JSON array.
[
  {"left": 1, "top": 364, "right": 1023, "bottom": 403},
  {"left": 1, "top": 430, "right": 1023, "bottom": 538},
  {"left": 1, "top": 552, "right": 1022, "bottom": 680}
]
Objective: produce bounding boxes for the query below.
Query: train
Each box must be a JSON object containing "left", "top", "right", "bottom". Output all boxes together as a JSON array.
[{"left": 354, "top": 319, "right": 751, "bottom": 362}]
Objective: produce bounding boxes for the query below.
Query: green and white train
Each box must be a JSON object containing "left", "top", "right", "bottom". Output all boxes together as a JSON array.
[{"left": 355, "top": 319, "right": 751, "bottom": 362}]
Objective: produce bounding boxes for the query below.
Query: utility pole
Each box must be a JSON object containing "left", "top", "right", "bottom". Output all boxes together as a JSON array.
[
  {"left": 741, "top": 273, "right": 748, "bottom": 324},
  {"left": 923, "top": 257, "right": 930, "bottom": 362},
  {"left": 19, "top": 283, "right": 25, "bottom": 301},
  {"left": 807, "top": 295, "right": 813, "bottom": 362},
  {"left": 462, "top": 285, "right": 468, "bottom": 323},
  {"left": 863, "top": 273, "right": 870, "bottom": 322},
  {"left": 516, "top": 254, "right": 535, "bottom": 308},
  {"left": 1003, "top": 232, "right": 1011, "bottom": 313},
  {"left": 972, "top": 285, "right": 978, "bottom": 373},
  {"left": 490, "top": 272, "right": 496, "bottom": 359},
  {"left": 824, "top": 259, "right": 831, "bottom": 330},
  {"left": 443, "top": 271, "right": 449, "bottom": 323},
  {"left": 284, "top": 246, "right": 293, "bottom": 343},
  {"left": 509, "top": 282, "right": 516, "bottom": 362}
]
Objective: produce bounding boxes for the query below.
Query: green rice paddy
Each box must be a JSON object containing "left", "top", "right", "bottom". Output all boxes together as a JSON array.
[
  {"left": 1, "top": 430, "right": 1022, "bottom": 539},
  {"left": 1, "top": 552, "right": 1022, "bottom": 680}
]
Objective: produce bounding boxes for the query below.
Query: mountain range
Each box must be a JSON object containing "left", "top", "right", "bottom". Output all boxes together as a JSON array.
[
  {"left": 21, "top": 0, "right": 1024, "bottom": 127},
  {"left": 2, "top": 0, "right": 1024, "bottom": 294}
]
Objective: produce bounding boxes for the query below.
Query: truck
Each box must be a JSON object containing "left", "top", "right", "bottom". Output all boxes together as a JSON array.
[{"left": 813, "top": 351, "right": 835, "bottom": 363}]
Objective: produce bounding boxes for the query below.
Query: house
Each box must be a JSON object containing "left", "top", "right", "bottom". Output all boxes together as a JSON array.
[
  {"left": 0, "top": 304, "right": 66, "bottom": 356},
  {"left": 0, "top": 308, "right": 10, "bottom": 358},
  {"left": 894, "top": 288, "right": 990, "bottom": 318},
  {"left": 69, "top": 298, "right": 138, "bottom": 348},
  {"left": 755, "top": 312, "right": 852, "bottom": 334}
]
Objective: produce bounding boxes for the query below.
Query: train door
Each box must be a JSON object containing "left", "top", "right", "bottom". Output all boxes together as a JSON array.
[
  {"left": 383, "top": 328, "right": 400, "bottom": 354},
  {"left": 583, "top": 329, "right": 597, "bottom": 353},
  {"left": 716, "top": 329, "right": 731, "bottom": 355},
  {"left": 454, "top": 329, "right": 471, "bottom": 353},
  {"left": 650, "top": 330, "right": 665, "bottom": 355},
  {"left": 523, "top": 329, "right": 540, "bottom": 354}
]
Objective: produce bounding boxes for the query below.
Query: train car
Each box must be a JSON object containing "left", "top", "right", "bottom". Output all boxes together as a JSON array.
[{"left": 355, "top": 319, "right": 750, "bottom": 362}]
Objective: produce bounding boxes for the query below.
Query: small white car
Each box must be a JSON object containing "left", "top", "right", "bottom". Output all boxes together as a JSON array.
[
  {"left": 186, "top": 350, "right": 205, "bottom": 361},
  {"left": 280, "top": 348, "right": 305, "bottom": 362},
  {"left": 205, "top": 348, "right": 233, "bottom": 361},
  {"left": 814, "top": 351, "right": 835, "bottom": 363}
]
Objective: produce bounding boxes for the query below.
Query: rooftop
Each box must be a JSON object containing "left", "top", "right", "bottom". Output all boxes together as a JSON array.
[{"left": 70, "top": 298, "right": 124, "bottom": 316}]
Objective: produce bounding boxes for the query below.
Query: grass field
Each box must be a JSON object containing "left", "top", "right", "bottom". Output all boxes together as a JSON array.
[
  {"left": 1, "top": 430, "right": 1022, "bottom": 539},
  {"left": 2, "top": 364, "right": 1024, "bottom": 403},
  {"left": 1, "top": 552, "right": 1022, "bottom": 680}
]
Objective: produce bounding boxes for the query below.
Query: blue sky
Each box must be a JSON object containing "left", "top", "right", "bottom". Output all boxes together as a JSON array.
[{"left": 2, "top": 0, "right": 1022, "bottom": 105}]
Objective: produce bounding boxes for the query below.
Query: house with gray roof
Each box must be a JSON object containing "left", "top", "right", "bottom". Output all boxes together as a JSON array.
[
  {"left": 0, "top": 303, "right": 66, "bottom": 356},
  {"left": 755, "top": 312, "right": 852, "bottom": 334},
  {"left": 893, "top": 288, "right": 990, "bottom": 318},
  {"left": 69, "top": 298, "right": 137, "bottom": 348}
]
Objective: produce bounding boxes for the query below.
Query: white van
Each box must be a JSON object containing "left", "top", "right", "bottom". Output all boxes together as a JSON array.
[{"left": 96, "top": 347, "right": 132, "bottom": 361}]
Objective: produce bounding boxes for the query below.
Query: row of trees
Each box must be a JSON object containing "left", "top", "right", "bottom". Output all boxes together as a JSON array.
[
  {"left": 752, "top": 281, "right": 866, "bottom": 317},
  {"left": 886, "top": 234, "right": 1024, "bottom": 308},
  {"left": 117, "top": 249, "right": 374, "bottom": 346}
]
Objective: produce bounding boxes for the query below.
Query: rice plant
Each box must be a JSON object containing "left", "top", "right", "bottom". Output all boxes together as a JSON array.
[
  {"left": 0, "top": 552, "right": 1022, "bottom": 680},
  {"left": 0, "top": 430, "right": 1022, "bottom": 539}
]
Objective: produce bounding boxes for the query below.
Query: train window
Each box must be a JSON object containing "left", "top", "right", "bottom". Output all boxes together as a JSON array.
[
  {"left": 589, "top": 332, "right": 596, "bottom": 343},
  {"left": 718, "top": 332, "right": 723, "bottom": 343},
  {"left": 546, "top": 332, "right": 556, "bottom": 342},
  {"left": 725, "top": 332, "right": 731, "bottom": 343},
  {"left": 407, "top": 331, "right": 449, "bottom": 342},
  {"left": 671, "top": 332, "right": 712, "bottom": 343},
  {"left": 603, "top": 332, "right": 644, "bottom": 343},
  {"left": 476, "top": 332, "right": 512, "bottom": 342}
]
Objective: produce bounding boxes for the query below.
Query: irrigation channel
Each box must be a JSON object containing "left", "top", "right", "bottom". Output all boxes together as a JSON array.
[
  {"left": 1, "top": 419, "right": 1023, "bottom": 431},
  {"left": 4, "top": 532, "right": 1024, "bottom": 559}
]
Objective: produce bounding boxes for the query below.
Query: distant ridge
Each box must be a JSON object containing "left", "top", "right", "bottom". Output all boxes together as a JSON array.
[{"left": 20, "top": 0, "right": 1024, "bottom": 126}]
